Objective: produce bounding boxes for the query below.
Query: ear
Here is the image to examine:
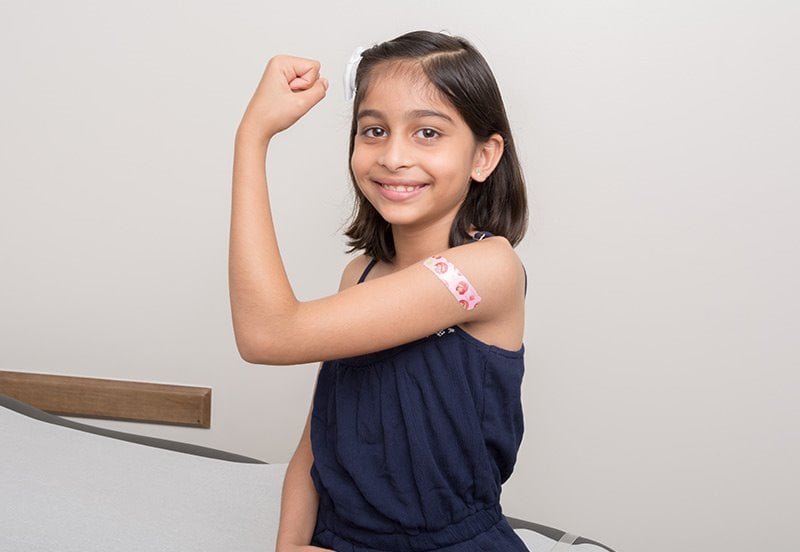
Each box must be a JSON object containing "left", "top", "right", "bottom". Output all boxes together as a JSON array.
[{"left": 471, "top": 133, "right": 504, "bottom": 183}]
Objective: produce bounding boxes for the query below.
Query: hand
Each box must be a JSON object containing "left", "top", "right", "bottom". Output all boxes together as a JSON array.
[{"left": 238, "top": 55, "right": 329, "bottom": 144}]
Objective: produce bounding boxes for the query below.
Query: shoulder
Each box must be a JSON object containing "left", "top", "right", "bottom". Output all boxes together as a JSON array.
[
  {"left": 439, "top": 235, "right": 525, "bottom": 317},
  {"left": 468, "top": 236, "right": 524, "bottom": 293},
  {"left": 442, "top": 236, "right": 525, "bottom": 346},
  {"left": 453, "top": 235, "right": 522, "bottom": 283},
  {"left": 338, "top": 255, "right": 374, "bottom": 292}
]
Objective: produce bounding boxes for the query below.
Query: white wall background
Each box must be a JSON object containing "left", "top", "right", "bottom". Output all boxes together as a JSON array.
[{"left": 1, "top": 1, "right": 798, "bottom": 551}]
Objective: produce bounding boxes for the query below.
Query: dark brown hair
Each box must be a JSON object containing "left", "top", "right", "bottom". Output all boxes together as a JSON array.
[{"left": 345, "top": 30, "right": 528, "bottom": 262}]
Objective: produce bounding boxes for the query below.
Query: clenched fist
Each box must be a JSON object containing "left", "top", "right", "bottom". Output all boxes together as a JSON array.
[{"left": 237, "top": 55, "right": 329, "bottom": 144}]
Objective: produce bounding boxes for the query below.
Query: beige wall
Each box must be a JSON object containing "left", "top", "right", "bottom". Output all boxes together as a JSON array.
[{"left": 1, "top": 1, "right": 798, "bottom": 550}]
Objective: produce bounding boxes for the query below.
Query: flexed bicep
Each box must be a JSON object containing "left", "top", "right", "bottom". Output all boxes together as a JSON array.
[{"left": 235, "top": 238, "right": 525, "bottom": 365}]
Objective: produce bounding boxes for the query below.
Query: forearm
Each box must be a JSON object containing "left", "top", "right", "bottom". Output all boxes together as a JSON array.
[{"left": 229, "top": 133, "right": 299, "bottom": 361}]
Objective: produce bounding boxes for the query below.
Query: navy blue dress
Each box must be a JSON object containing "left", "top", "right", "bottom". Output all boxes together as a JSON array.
[{"left": 310, "top": 253, "right": 527, "bottom": 551}]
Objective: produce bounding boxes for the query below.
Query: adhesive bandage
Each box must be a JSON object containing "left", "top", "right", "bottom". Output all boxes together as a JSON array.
[{"left": 423, "top": 255, "right": 482, "bottom": 310}]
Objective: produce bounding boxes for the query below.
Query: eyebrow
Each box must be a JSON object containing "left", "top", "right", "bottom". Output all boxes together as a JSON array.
[{"left": 356, "top": 108, "right": 454, "bottom": 124}]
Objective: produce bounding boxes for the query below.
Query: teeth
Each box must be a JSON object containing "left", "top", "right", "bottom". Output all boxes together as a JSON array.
[{"left": 382, "top": 184, "right": 420, "bottom": 192}]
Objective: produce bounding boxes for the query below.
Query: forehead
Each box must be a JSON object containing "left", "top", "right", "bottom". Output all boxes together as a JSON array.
[{"left": 357, "top": 62, "right": 458, "bottom": 118}]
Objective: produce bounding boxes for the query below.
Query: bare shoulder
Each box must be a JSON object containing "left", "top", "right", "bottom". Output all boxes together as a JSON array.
[
  {"left": 338, "top": 255, "right": 373, "bottom": 292},
  {"left": 446, "top": 236, "right": 525, "bottom": 348},
  {"left": 436, "top": 235, "right": 525, "bottom": 322},
  {"left": 451, "top": 236, "right": 524, "bottom": 290}
]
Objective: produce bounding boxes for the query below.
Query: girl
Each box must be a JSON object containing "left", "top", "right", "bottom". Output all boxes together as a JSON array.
[{"left": 230, "top": 31, "right": 528, "bottom": 551}]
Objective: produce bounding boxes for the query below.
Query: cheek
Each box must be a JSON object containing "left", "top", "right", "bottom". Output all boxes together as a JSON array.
[
  {"left": 350, "top": 149, "right": 372, "bottom": 196},
  {"left": 429, "top": 140, "right": 479, "bottom": 180},
  {"left": 426, "top": 154, "right": 472, "bottom": 182},
  {"left": 350, "top": 146, "right": 369, "bottom": 179}
]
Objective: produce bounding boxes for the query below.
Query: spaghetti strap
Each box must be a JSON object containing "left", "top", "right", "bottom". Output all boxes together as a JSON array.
[
  {"left": 357, "top": 258, "right": 379, "bottom": 284},
  {"left": 522, "top": 265, "right": 528, "bottom": 297}
]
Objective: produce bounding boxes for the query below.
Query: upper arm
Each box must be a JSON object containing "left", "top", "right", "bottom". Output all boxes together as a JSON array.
[{"left": 244, "top": 238, "right": 525, "bottom": 365}]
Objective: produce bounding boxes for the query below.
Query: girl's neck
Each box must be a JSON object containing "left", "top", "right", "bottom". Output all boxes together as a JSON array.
[{"left": 389, "top": 219, "right": 456, "bottom": 271}]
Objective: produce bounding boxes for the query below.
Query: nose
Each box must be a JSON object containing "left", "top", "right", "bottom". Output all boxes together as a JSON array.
[{"left": 378, "top": 135, "right": 412, "bottom": 172}]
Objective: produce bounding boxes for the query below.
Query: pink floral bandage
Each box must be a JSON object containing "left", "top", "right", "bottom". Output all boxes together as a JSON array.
[{"left": 423, "top": 255, "right": 482, "bottom": 310}]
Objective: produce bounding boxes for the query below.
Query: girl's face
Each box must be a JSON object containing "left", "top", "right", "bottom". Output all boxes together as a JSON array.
[{"left": 351, "top": 67, "right": 491, "bottom": 237}]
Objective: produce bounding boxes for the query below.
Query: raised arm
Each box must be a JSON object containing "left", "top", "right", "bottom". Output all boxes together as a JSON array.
[
  {"left": 229, "top": 56, "right": 525, "bottom": 366},
  {"left": 230, "top": 55, "right": 328, "bottom": 362}
]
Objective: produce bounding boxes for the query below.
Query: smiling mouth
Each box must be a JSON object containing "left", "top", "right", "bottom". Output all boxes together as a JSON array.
[{"left": 378, "top": 182, "right": 429, "bottom": 193}]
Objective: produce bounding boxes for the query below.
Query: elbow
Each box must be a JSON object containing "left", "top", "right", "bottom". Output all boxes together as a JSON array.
[
  {"left": 236, "top": 341, "right": 266, "bottom": 365},
  {"left": 234, "top": 331, "right": 298, "bottom": 366},
  {"left": 233, "top": 332, "right": 258, "bottom": 364},
  {"left": 231, "top": 301, "right": 308, "bottom": 365}
]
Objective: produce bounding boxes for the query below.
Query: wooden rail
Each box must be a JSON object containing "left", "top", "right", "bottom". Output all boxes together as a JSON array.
[{"left": 0, "top": 371, "right": 211, "bottom": 428}]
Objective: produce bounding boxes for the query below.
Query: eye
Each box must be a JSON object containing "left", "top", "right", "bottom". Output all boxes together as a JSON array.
[
  {"left": 362, "top": 127, "right": 387, "bottom": 138},
  {"left": 415, "top": 128, "right": 440, "bottom": 140}
]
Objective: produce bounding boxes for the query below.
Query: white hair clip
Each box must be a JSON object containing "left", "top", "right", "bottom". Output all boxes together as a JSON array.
[{"left": 343, "top": 46, "right": 365, "bottom": 101}]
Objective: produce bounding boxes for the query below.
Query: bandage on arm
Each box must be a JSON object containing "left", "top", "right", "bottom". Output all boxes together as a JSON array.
[{"left": 423, "top": 255, "right": 482, "bottom": 310}]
